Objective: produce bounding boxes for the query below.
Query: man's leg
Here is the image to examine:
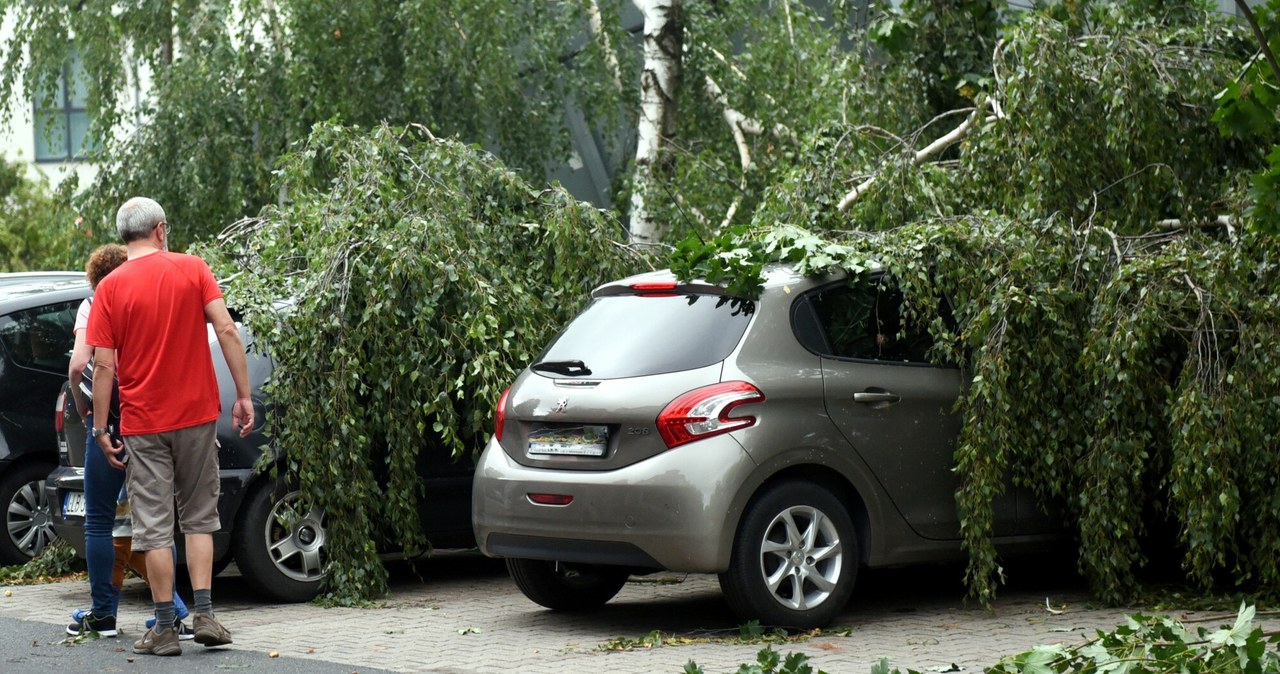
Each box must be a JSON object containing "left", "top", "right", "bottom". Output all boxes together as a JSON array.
[
  {"left": 143, "top": 547, "right": 174, "bottom": 603},
  {"left": 184, "top": 532, "right": 213, "bottom": 591},
  {"left": 123, "top": 433, "right": 182, "bottom": 656},
  {"left": 171, "top": 421, "right": 230, "bottom": 647}
]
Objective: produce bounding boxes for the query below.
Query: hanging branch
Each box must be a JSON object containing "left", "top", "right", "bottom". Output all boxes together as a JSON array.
[
  {"left": 1234, "top": 0, "right": 1280, "bottom": 84},
  {"left": 588, "top": 0, "right": 623, "bottom": 92},
  {"left": 706, "top": 75, "right": 764, "bottom": 231},
  {"left": 837, "top": 100, "right": 993, "bottom": 211}
]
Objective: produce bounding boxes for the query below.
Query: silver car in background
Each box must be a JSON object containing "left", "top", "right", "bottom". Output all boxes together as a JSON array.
[{"left": 473, "top": 265, "right": 1061, "bottom": 628}]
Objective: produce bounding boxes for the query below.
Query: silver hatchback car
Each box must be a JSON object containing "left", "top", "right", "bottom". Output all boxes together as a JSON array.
[{"left": 473, "top": 265, "right": 1060, "bottom": 628}]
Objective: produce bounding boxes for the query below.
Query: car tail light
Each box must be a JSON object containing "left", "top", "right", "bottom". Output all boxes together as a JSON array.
[
  {"left": 656, "top": 381, "right": 765, "bottom": 449},
  {"left": 630, "top": 281, "right": 678, "bottom": 297},
  {"left": 55, "top": 389, "right": 66, "bottom": 434},
  {"left": 494, "top": 386, "right": 510, "bottom": 442}
]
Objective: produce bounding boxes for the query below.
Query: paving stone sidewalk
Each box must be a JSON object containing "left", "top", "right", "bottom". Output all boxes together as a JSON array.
[{"left": 3, "top": 555, "right": 1272, "bottom": 674}]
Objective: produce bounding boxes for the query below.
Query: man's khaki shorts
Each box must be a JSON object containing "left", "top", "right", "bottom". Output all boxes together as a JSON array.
[{"left": 123, "top": 421, "right": 220, "bottom": 551}]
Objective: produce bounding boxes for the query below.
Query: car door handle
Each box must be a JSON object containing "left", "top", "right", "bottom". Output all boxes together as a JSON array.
[{"left": 853, "top": 391, "right": 900, "bottom": 405}]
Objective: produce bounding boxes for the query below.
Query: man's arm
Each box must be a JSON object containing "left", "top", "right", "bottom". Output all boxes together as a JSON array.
[
  {"left": 206, "top": 298, "right": 254, "bottom": 438},
  {"left": 91, "top": 346, "right": 126, "bottom": 469}
]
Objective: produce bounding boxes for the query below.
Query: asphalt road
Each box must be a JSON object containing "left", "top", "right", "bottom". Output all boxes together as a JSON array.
[{"left": 0, "top": 614, "right": 395, "bottom": 673}]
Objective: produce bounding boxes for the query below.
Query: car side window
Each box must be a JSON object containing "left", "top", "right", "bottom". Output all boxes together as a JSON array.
[
  {"left": 0, "top": 301, "right": 78, "bottom": 374},
  {"left": 806, "top": 280, "right": 934, "bottom": 364}
]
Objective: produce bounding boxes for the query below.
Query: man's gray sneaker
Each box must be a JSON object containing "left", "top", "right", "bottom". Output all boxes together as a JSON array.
[
  {"left": 192, "top": 613, "right": 232, "bottom": 647},
  {"left": 133, "top": 626, "right": 182, "bottom": 656}
]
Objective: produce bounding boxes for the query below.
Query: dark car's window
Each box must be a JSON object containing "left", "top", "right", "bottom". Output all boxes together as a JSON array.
[
  {"left": 0, "top": 301, "right": 79, "bottom": 373},
  {"left": 803, "top": 281, "right": 934, "bottom": 363},
  {"left": 536, "top": 294, "right": 754, "bottom": 379}
]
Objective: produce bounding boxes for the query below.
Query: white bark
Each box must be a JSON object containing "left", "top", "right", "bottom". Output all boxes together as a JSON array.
[
  {"left": 837, "top": 101, "right": 992, "bottom": 211},
  {"left": 628, "top": 0, "right": 682, "bottom": 246},
  {"left": 587, "top": 0, "right": 623, "bottom": 92},
  {"left": 705, "top": 75, "right": 763, "bottom": 232}
]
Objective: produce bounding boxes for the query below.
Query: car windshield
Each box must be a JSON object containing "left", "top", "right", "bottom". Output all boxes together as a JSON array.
[{"left": 535, "top": 293, "right": 754, "bottom": 379}]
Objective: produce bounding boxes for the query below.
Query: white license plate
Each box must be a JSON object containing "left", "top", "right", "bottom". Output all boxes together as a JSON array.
[
  {"left": 63, "top": 492, "right": 86, "bottom": 518},
  {"left": 528, "top": 425, "right": 608, "bottom": 457}
]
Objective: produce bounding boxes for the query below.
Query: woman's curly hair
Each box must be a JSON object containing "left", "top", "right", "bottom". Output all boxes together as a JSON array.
[{"left": 85, "top": 244, "right": 127, "bottom": 289}]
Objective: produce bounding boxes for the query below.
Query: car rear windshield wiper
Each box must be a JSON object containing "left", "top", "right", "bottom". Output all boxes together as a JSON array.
[{"left": 531, "top": 359, "right": 593, "bottom": 376}]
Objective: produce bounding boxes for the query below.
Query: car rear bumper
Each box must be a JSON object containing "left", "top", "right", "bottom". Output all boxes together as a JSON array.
[
  {"left": 45, "top": 465, "right": 253, "bottom": 563},
  {"left": 471, "top": 435, "right": 757, "bottom": 572}
]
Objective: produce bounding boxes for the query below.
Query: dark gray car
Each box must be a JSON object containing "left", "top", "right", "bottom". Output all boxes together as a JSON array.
[
  {"left": 473, "top": 265, "right": 1062, "bottom": 628},
  {"left": 0, "top": 274, "right": 90, "bottom": 565}
]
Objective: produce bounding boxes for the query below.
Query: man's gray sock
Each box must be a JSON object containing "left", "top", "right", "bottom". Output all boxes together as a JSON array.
[
  {"left": 194, "top": 589, "right": 213, "bottom": 616},
  {"left": 154, "top": 601, "right": 176, "bottom": 632}
]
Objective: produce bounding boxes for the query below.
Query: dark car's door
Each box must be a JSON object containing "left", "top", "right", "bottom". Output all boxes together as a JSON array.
[
  {"left": 0, "top": 300, "right": 79, "bottom": 459},
  {"left": 796, "top": 280, "right": 1018, "bottom": 540}
]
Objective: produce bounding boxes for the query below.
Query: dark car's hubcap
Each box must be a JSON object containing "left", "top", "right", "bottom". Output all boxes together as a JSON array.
[
  {"left": 265, "top": 491, "right": 328, "bottom": 583},
  {"left": 8, "top": 478, "right": 55, "bottom": 558},
  {"left": 759, "top": 505, "right": 844, "bottom": 611}
]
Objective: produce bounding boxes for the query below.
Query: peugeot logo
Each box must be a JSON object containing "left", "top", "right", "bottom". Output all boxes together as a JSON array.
[{"left": 550, "top": 397, "right": 569, "bottom": 414}]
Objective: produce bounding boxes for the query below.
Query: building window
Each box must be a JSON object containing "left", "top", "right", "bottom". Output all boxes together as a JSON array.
[{"left": 33, "top": 54, "right": 93, "bottom": 162}]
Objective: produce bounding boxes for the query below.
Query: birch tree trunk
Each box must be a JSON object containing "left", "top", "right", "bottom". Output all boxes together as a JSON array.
[{"left": 628, "top": 0, "right": 683, "bottom": 246}]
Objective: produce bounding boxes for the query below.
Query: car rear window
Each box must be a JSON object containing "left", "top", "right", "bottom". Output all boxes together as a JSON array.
[{"left": 534, "top": 293, "right": 754, "bottom": 379}]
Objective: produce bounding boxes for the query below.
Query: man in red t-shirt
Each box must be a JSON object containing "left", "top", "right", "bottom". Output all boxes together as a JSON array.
[{"left": 86, "top": 196, "right": 254, "bottom": 657}]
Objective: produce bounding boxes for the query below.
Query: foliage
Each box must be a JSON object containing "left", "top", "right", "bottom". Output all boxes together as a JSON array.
[
  {"left": 684, "top": 645, "right": 829, "bottom": 674},
  {"left": 198, "top": 122, "right": 646, "bottom": 603},
  {"left": 669, "top": 3, "right": 1280, "bottom": 606},
  {"left": 0, "top": 0, "right": 633, "bottom": 247},
  {"left": 1212, "top": 0, "right": 1280, "bottom": 234},
  {"left": 601, "top": 622, "right": 852, "bottom": 651},
  {"left": 0, "top": 540, "right": 85, "bottom": 585},
  {"left": 869, "top": 604, "right": 1280, "bottom": 674},
  {"left": 627, "top": 0, "right": 934, "bottom": 242},
  {"left": 869, "top": 0, "right": 1005, "bottom": 111},
  {"left": 0, "top": 159, "right": 88, "bottom": 271}
]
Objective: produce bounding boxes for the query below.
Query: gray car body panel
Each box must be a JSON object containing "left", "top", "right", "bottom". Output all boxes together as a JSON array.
[{"left": 473, "top": 265, "right": 1062, "bottom": 576}]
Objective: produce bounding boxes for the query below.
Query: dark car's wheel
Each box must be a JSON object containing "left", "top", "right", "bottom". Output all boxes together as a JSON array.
[
  {"left": 0, "top": 462, "right": 58, "bottom": 566},
  {"left": 507, "top": 558, "right": 630, "bottom": 611},
  {"left": 233, "top": 480, "right": 326, "bottom": 602},
  {"left": 719, "top": 480, "right": 858, "bottom": 629}
]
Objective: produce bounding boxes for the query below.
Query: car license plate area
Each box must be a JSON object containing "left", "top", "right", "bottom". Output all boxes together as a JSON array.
[
  {"left": 527, "top": 424, "right": 609, "bottom": 457},
  {"left": 63, "top": 492, "right": 86, "bottom": 518}
]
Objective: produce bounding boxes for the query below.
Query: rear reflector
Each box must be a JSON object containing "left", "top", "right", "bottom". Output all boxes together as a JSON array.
[{"left": 527, "top": 493, "right": 574, "bottom": 506}]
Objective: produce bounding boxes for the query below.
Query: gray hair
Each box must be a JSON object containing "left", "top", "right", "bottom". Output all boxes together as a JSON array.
[{"left": 116, "top": 197, "right": 166, "bottom": 243}]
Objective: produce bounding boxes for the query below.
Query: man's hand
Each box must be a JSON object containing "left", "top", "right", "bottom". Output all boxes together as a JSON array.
[
  {"left": 232, "top": 397, "right": 254, "bottom": 438},
  {"left": 98, "top": 433, "right": 127, "bottom": 470}
]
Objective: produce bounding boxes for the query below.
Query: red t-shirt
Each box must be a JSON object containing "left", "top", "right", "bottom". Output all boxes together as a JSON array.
[{"left": 85, "top": 251, "right": 224, "bottom": 435}]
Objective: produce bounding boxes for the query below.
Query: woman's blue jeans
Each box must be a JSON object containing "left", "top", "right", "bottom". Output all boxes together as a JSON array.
[{"left": 82, "top": 414, "right": 188, "bottom": 618}]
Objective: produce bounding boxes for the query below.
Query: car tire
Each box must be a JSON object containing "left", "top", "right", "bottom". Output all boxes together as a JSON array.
[
  {"left": 506, "top": 558, "right": 629, "bottom": 611},
  {"left": 0, "top": 461, "right": 58, "bottom": 566},
  {"left": 719, "top": 479, "right": 858, "bottom": 629},
  {"left": 232, "top": 480, "right": 325, "bottom": 602}
]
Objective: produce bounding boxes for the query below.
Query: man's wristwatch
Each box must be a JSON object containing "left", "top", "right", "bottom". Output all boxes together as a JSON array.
[{"left": 91, "top": 427, "right": 109, "bottom": 438}]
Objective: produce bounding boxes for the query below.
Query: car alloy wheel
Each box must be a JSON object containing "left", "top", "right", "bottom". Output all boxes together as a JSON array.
[
  {"left": 720, "top": 480, "right": 858, "bottom": 629},
  {"left": 757, "top": 504, "right": 844, "bottom": 611},
  {"left": 264, "top": 489, "right": 327, "bottom": 583},
  {"left": 233, "top": 481, "right": 327, "bottom": 602},
  {"left": 1, "top": 463, "right": 58, "bottom": 565}
]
